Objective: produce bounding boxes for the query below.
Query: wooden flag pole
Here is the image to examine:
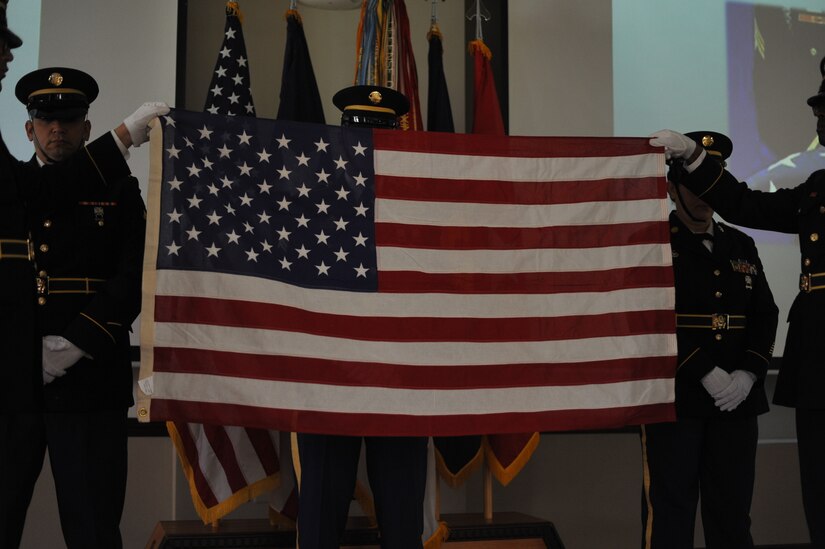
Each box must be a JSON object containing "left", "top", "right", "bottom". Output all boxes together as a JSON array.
[
  {"left": 435, "top": 471, "right": 441, "bottom": 520},
  {"left": 483, "top": 461, "right": 493, "bottom": 522}
]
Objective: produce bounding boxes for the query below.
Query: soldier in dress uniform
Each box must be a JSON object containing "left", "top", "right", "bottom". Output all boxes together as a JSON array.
[
  {"left": 640, "top": 132, "right": 779, "bottom": 549},
  {"left": 0, "top": 10, "right": 44, "bottom": 534},
  {"left": 650, "top": 57, "right": 825, "bottom": 549},
  {"left": 0, "top": 6, "right": 167, "bottom": 548},
  {"left": 294, "top": 85, "right": 429, "bottom": 549},
  {"left": 0, "top": 63, "right": 157, "bottom": 549}
]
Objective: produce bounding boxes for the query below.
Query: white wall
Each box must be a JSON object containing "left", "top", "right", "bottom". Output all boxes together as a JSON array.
[{"left": 38, "top": 0, "right": 178, "bottom": 190}]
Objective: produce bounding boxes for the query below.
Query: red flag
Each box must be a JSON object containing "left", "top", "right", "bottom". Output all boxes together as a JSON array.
[
  {"left": 469, "top": 36, "right": 535, "bottom": 485},
  {"left": 138, "top": 109, "right": 676, "bottom": 437},
  {"left": 469, "top": 39, "right": 504, "bottom": 135}
]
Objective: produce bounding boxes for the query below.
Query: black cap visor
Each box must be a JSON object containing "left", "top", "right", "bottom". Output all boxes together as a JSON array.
[
  {"left": 27, "top": 92, "right": 89, "bottom": 120},
  {"left": 807, "top": 92, "right": 825, "bottom": 108},
  {"left": 1, "top": 27, "right": 22, "bottom": 49}
]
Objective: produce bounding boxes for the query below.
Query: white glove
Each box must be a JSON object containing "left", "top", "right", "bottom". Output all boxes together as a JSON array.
[
  {"left": 42, "top": 335, "right": 86, "bottom": 385},
  {"left": 649, "top": 129, "right": 698, "bottom": 162},
  {"left": 713, "top": 370, "right": 756, "bottom": 412},
  {"left": 700, "top": 366, "right": 732, "bottom": 398},
  {"left": 43, "top": 369, "right": 56, "bottom": 384},
  {"left": 123, "top": 102, "right": 170, "bottom": 147}
]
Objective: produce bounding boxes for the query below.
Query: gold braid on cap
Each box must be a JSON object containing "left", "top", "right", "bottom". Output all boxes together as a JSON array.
[
  {"left": 28, "top": 88, "right": 87, "bottom": 99},
  {"left": 343, "top": 105, "right": 396, "bottom": 115}
]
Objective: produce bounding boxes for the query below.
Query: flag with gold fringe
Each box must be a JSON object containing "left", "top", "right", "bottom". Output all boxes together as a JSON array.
[
  {"left": 167, "top": 0, "right": 280, "bottom": 524},
  {"left": 426, "top": 14, "right": 485, "bottom": 489},
  {"left": 470, "top": 33, "right": 538, "bottom": 487}
]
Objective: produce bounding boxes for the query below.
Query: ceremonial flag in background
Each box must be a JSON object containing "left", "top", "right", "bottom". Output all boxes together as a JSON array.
[
  {"left": 468, "top": 38, "right": 504, "bottom": 135},
  {"left": 203, "top": 2, "right": 256, "bottom": 117},
  {"left": 426, "top": 22, "right": 454, "bottom": 133},
  {"left": 276, "top": 8, "right": 325, "bottom": 125},
  {"left": 426, "top": 19, "right": 484, "bottom": 487},
  {"left": 354, "top": 0, "right": 422, "bottom": 130},
  {"left": 469, "top": 34, "right": 538, "bottom": 487},
  {"left": 165, "top": 1, "right": 278, "bottom": 524},
  {"left": 270, "top": 4, "right": 326, "bottom": 526},
  {"left": 138, "top": 108, "right": 677, "bottom": 437}
]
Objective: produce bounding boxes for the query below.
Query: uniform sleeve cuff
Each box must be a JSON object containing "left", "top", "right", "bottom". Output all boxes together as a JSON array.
[{"left": 111, "top": 129, "right": 131, "bottom": 160}]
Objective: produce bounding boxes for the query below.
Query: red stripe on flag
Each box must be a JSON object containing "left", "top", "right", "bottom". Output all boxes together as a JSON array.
[
  {"left": 245, "top": 428, "right": 279, "bottom": 476},
  {"left": 203, "top": 424, "right": 250, "bottom": 493},
  {"left": 377, "top": 266, "right": 674, "bottom": 294},
  {"left": 375, "top": 176, "right": 665, "bottom": 205},
  {"left": 373, "top": 128, "right": 658, "bottom": 158},
  {"left": 173, "top": 422, "right": 219, "bottom": 508},
  {"left": 154, "top": 295, "right": 673, "bottom": 343},
  {"left": 154, "top": 400, "right": 676, "bottom": 436},
  {"left": 376, "top": 221, "right": 668, "bottom": 250},
  {"left": 152, "top": 348, "right": 676, "bottom": 389}
]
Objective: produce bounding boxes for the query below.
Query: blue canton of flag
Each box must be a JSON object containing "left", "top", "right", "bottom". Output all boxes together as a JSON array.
[
  {"left": 158, "top": 108, "right": 378, "bottom": 292},
  {"left": 204, "top": 2, "right": 256, "bottom": 117}
]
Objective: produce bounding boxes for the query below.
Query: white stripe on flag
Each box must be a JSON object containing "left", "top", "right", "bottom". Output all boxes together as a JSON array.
[
  {"left": 375, "top": 198, "right": 667, "bottom": 227},
  {"left": 191, "top": 423, "right": 234, "bottom": 503},
  {"left": 156, "top": 373, "right": 675, "bottom": 415},
  {"left": 376, "top": 243, "right": 671, "bottom": 273},
  {"left": 152, "top": 323, "right": 675, "bottom": 366},
  {"left": 154, "top": 270, "right": 675, "bottom": 318}
]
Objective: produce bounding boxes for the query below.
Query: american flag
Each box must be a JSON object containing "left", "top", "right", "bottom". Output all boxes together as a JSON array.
[{"left": 139, "top": 108, "right": 677, "bottom": 435}]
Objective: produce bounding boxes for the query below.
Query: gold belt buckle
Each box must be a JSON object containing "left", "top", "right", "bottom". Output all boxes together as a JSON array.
[
  {"left": 36, "top": 276, "right": 46, "bottom": 295},
  {"left": 711, "top": 313, "right": 729, "bottom": 330},
  {"left": 801, "top": 273, "right": 812, "bottom": 293}
]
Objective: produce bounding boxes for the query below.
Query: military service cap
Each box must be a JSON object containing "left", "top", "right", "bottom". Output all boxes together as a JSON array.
[
  {"left": 333, "top": 85, "right": 409, "bottom": 129},
  {"left": 685, "top": 131, "right": 733, "bottom": 165},
  {"left": 15, "top": 66, "right": 98, "bottom": 119},
  {"left": 807, "top": 56, "right": 825, "bottom": 107},
  {"left": 0, "top": 1, "right": 23, "bottom": 49}
]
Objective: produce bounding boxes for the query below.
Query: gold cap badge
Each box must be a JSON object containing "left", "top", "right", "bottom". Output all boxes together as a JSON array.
[
  {"left": 368, "top": 90, "right": 383, "bottom": 104},
  {"left": 701, "top": 135, "right": 715, "bottom": 147},
  {"left": 48, "top": 72, "right": 63, "bottom": 86}
]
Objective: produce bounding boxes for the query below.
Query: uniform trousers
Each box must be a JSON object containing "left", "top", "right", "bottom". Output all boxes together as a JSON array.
[
  {"left": 0, "top": 409, "right": 127, "bottom": 549},
  {"left": 797, "top": 408, "right": 825, "bottom": 548},
  {"left": 296, "top": 433, "right": 428, "bottom": 549},
  {"left": 641, "top": 416, "right": 758, "bottom": 549}
]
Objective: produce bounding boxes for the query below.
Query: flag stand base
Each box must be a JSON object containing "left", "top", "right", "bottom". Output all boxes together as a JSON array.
[{"left": 146, "top": 511, "right": 564, "bottom": 548}]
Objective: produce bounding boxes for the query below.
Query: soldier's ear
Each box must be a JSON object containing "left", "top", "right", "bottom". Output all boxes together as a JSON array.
[
  {"left": 24, "top": 120, "right": 34, "bottom": 142},
  {"left": 82, "top": 119, "right": 91, "bottom": 141}
]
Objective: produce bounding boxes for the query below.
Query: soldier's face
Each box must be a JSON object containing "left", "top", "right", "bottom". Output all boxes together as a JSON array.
[
  {"left": 814, "top": 105, "right": 825, "bottom": 146},
  {"left": 668, "top": 181, "right": 714, "bottom": 228},
  {"left": 25, "top": 115, "right": 90, "bottom": 163}
]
